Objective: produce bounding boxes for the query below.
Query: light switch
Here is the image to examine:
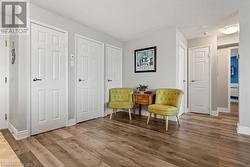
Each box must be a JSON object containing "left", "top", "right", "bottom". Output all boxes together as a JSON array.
[
  {"left": 70, "top": 54, "right": 75, "bottom": 67},
  {"left": 70, "top": 54, "right": 75, "bottom": 60}
]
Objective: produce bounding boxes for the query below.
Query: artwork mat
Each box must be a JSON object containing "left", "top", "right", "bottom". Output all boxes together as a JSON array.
[{"left": 134, "top": 46, "right": 156, "bottom": 73}]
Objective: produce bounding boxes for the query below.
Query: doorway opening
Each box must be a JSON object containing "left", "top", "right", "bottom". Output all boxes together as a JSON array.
[
  {"left": 217, "top": 46, "right": 239, "bottom": 114},
  {"left": 187, "top": 30, "right": 239, "bottom": 116}
]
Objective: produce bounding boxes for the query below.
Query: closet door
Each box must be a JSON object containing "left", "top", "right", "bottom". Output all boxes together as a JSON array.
[
  {"left": 31, "top": 23, "right": 67, "bottom": 135},
  {"left": 189, "top": 46, "right": 210, "bottom": 114},
  {"left": 105, "top": 45, "right": 122, "bottom": 115},
  {"left": 76, "top": 35, "right": 104, "bottom": 122}
]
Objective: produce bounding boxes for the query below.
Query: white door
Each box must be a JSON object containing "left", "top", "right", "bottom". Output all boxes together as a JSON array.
[
  {"left": 178, "top": 43, "right": 187, "bottom": 115},
  {"left": 0, "top": 36, "right": 8, "bottom": 129},
  {"left": 76, "top": 35, "right": 104, "bottom": 123},
  {"left": 31, "top": 23, "right": 67, "bottom": 135},
  {"left": 105, "top": 44, "right": 122, "bottom": 115},
  {"left": 189, "top": 46, "right": 210, "bottom": 114}
]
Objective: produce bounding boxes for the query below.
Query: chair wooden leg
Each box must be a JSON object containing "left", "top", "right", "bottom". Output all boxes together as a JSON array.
[
  {"left": 147, "top": 113, "right": 151, "bottom": 125},
  {"left": 165, "top": 116, "right": 169, "bottom": 131},
  {"left": 176, "top": 115, "right": 180, "bottom": 126},
  {"left": 110, "top": 109, "right": 114, "bottom": 120},
  {"left": 128, "top": 109, "right": 132, "bottom": 120}
]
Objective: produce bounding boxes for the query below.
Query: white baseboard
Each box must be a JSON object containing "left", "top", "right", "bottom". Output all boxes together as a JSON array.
[
  {"left": 217, "top": 107, "right": 230, "bottom": 113},
  {"left": 211, "top": 110, "right": 219, "bottom": 116},
  {"left": 66, "top": 119, "right": 76, "bottom": 127},
  {"left": 8, "top": 122, "right": 28, "bottom": 140},
  {"left": 231, "top": 99, "right": 239, "bottom": 103},
  {"left": 237, "top": 123, "right": 250, "bottom": 135}
]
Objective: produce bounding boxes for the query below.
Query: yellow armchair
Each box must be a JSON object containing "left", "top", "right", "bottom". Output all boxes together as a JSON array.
[
  {"left": 147, "top": 88, "right": 183, "bottom": 131},
  {"left": 109, "top": 88, "right": 134, "bottom": 120}
]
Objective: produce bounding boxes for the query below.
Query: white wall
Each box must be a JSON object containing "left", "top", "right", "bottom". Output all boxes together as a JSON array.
[
  {"left": 188, "top": 36, "right": 218, "bottom": 111},
  {"left": 9, "top": 36, "right": 19, "bottom": 129},
  {"left": 9, "top": 3, "right": 123, "bottom": 131},
  {"left": 218, "top": 33, "right": 239, "bottom": 46},
  {"left": 122, "top": 27, "right": 187, "bottom": 118},
  {"left": 9, "top": 35, "right": 27, "bottom": 131},
  {"left": 217, "top": 33, "right": 239, "bottom": 110},
  {"left": 239, "top": 6, "right": 250, "bottom": 130},
  {"left": 217, "top": 48, "right": 229, "bottom": 109},
  {"left": 123, "top": 27, "right": 178, "bottom": 89}
]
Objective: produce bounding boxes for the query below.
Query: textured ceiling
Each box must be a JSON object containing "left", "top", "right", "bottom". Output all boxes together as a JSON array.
[{"left": 31, "top": 0, "right": 250, "bottom": 41}]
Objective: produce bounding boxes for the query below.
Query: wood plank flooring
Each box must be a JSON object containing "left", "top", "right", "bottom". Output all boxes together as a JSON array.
[{"left": 2, "top": 103, "right": 250, "bottom": 167}]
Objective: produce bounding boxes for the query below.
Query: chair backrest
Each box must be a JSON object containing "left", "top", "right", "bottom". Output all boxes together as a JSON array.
[
  {"left": 109, "top": 88, "right": 134, "bottom": 103},
  {"left": 155, "top": 89, "right": 183, "bottom": 108}
]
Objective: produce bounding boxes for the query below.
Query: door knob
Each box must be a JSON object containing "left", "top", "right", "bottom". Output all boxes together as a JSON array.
[
  {"left": 191, "top": 80, "right": 196, "bottom": 82},
  {"left": 33, "top": 78, "right": 42, "bottom": 81},
  {"left": 78, "top": 78, "right": 85, "bottom": 82},
  {"left": 108, "top": 79, "right": 112, "bottom": 82}
]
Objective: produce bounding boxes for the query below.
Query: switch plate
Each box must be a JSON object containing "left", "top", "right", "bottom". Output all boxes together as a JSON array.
[{"left": 70, "top": 54, "right": 75, "bottom": 60}]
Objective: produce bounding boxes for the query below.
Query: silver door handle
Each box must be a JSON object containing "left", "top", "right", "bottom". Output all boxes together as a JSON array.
[
  {"left": 33, "top": 78, "right": 42, "bottom": 81},
  {"left": 78, "top": 78, "right": 85, "bottom": 82},
  {"left": 108, "top": 79, "right": 112, "bottom": 82}
]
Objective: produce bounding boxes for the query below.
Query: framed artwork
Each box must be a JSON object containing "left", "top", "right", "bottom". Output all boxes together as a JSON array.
[{"left": 134, "top": 46, "right": 156, "bottom": 73}]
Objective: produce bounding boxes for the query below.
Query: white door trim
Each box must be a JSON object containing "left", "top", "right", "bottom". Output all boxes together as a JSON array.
[
  {"left": 228, "top": 48, "right": 231, "bottom": 111},
  {"left": 177, "top": 41, "right": 188, "bottom": 114},
  {"left": 5, "top": 36, "right": 9, "bottom": 129},
  {"left": 188, "top": 45, "right": 212, "bottom": 115},
  {"left": 106, "top": 44, "right": 123, "bottom": 51},
  {"left": 228, "top": 46, "right": 239, "bottom": 109},
  {"left": 74, "top": 33, "right": 105, "bottom": 122},
  {"left": 105, "top": 44, "right": 123, "bottom": 116},
  {"left": 75, "top": 34, "right": 104, "bottom": 45},
  {"left": 27, "top": 20, "right": 68, "bottom": 136}
]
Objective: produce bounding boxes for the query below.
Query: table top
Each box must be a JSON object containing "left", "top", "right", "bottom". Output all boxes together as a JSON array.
[{"left": 134, "top": 93, "right": 154, "bottom": 96}]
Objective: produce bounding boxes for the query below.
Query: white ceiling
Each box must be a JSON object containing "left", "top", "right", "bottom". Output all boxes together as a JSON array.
[{"left": 31, "top": 0, "right": 250, "bottom": 41}]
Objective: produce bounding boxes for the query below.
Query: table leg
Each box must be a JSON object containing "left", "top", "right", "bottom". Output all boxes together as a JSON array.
[
  {"left": 154, "top": 114, "right": 157, "bottom": 119},
  {"left": 139, "top": 104, "right": 142, "bottom": 116}
]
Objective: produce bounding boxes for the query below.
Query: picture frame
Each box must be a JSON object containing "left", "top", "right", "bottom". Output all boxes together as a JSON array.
[{"left": 134, "top": 46, "right": 157, "bottom": 73}]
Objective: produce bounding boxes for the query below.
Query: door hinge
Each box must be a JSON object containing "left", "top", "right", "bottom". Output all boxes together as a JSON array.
[
  {"left": 5, "top": 40, "right": 7, "bottom": 47},
  {"left": 5, "top": 77, "right": 7, "bottom": 84},
  {"left": 5, "top": 113, "right": 7, "bottom": 120}
]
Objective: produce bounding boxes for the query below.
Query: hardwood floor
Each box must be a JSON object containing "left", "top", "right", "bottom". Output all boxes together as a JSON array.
[{"left": 2, "top": 103, "right": 250, "bottom": 167}]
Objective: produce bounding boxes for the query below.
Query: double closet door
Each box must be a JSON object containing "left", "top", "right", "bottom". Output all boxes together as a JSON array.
[
  {"left": 76, "top": 36, "right": 104, "bottom": 122},
  {"left": 31, "top": 23, "right": 67, "bottom": 135}
]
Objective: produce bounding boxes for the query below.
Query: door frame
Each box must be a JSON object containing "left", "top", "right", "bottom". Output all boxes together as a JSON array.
[
  {"left": 228, "top": 46, "right": 239, "bottom": 107},
  {"left": 188, "top": 45, "right": 212, "bottom": 115},
  {"left": 74, "top": 34, "right": 105, "bottom": 122},
  {"left": 105, "top": 44, "right": 123, "bottom": 116},
  {"left": 0, "top": 35, "right": 10, "bottom": 129},
  {"left": 177, "top": 41, "right": 188, "bottom": 114},
  {"left": 28, "top": 20, "right": 69, "bottom": 136}
]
